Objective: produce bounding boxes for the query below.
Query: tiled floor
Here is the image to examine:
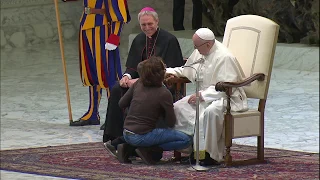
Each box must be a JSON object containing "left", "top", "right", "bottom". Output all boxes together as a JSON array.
[{"left": 0, "top": 42, "right": 319, "bottom": 179}]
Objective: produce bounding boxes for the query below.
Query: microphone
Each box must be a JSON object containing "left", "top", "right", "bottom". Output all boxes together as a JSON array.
[{"left": 183, "top": 58, "right": 205, "bottom": 67}]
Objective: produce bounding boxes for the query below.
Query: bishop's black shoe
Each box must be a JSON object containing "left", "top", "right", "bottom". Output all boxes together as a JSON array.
[
  {"left": 69, "top": 119, "right": 100, "bottom": 126},
  {"left": 104, "top": 141, "right": 117, "bottom": 158}
]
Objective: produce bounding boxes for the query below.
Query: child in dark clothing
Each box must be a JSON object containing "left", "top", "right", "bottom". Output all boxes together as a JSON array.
[{"left": 118, "top": 56, "right": 191, "bottom": 165}]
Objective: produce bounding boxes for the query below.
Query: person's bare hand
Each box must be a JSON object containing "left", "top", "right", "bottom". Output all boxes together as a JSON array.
[
  {"left": 164, "top": 73, "right": 177, "bottom": 88},
  {"left": 188, "top": 93, "right": 204, "bottom": 105},
  {"left": 126, "top": 78, "right": 138, "bottom": 88},
  {"left": 164, "top": 73, "right": 177, "bottom": 80},
  {"left": 119, "top": 76, "right": 130, "bottom": 88}
]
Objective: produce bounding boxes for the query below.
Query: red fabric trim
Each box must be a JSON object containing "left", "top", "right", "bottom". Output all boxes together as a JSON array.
[{"left": 106, "top": 34, "right": 120, "bottom": 46}]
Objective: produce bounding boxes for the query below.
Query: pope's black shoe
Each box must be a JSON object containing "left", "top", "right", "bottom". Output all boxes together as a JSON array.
[
  {"left": 199, "top": 152, "right": 220, "bottom": 166},
  {"left": 69, "top": 119, "right": 100, "bottom": 126}
]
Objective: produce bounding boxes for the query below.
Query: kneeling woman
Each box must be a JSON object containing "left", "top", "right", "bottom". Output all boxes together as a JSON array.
[{"left": 118, "top": 56, "right": 191, "bottom": 165}]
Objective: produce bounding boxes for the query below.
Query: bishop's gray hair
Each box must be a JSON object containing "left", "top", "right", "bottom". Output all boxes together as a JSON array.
[{"left": 138, "top": 10, "right": 159, "bottom": 21}]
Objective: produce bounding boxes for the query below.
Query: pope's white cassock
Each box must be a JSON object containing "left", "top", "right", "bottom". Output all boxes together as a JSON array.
[{"left": 166, "top": 40, "right": 248, "bottom": 162}]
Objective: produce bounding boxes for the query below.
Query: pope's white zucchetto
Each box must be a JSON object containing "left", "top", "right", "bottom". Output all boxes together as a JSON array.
[{"left": 195, "top": 28, "right": 215, "bottom": 41}]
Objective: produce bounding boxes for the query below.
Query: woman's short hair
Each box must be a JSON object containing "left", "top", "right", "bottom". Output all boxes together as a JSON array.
[{"left": 137, "top": 56, "right": 166, "bottom": 87}]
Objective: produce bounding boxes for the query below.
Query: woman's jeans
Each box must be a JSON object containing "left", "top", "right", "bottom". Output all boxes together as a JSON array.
[{"left": 123, "top": 128, "right": 192, "bottom": 151}]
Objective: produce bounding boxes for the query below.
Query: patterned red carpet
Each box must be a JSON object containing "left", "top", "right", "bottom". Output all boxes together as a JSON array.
[{"left": 0, "top": 142, "right": 319, "bottom": 180}]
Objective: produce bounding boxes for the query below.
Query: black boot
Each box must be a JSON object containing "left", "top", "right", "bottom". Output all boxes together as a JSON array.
[
  {"left": 150, "top": 146, "right": 163, "bottom": 162},
  {"left": 117, "top": 143, "right": 135, "bottom": 163},
  {"left": 135, "top": 147, "right": 156, "bottom": 165}
]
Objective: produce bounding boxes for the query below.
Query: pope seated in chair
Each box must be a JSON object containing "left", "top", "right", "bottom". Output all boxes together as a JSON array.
[{"left": 165, "top": 28, "right": 248, "bottom": 166}]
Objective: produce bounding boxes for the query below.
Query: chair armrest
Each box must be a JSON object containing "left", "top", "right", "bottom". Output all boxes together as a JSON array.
[
  {"left": 215, "top": 73, "right": 265, "bottom": 92},
  {"left": 164, "top": 76, "right": 191, "bottom": 85},
  {"left": 163, "top": 76, "right": 191, "bottom": 102}
]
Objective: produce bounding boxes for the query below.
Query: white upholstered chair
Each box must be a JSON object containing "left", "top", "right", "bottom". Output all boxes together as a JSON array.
[
  {"left": 168, "top": 15, "right": 280, "bottom": 166},
  {"left": 215, "top": 15, "right": 279, "bottom": 166}
]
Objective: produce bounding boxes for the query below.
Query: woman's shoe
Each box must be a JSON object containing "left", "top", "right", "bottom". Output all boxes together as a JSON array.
[
  {"left": 135, "top": 147, "right": 156, "bottom": 165},
  {"left": 117, "top": 143, "right": 132, "bottom": 163}
]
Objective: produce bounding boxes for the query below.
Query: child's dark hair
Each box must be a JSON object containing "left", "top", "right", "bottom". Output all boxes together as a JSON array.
[{"left": 137, "top": 56, "right": 166, "bottom": 87}]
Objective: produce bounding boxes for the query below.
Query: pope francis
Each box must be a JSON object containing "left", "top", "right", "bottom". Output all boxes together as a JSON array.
[{"left": 166, "top": 28, "right": 248, "bottom": 166}]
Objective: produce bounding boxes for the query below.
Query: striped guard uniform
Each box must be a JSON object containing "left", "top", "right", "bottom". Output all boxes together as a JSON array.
[{"left": 79, "top": 0, "right": 130, "bottom": 122}]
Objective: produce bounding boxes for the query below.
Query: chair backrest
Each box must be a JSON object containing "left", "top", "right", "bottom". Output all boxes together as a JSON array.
[{"left": 222, "top": 15, "right": 279, "bottom": 99}]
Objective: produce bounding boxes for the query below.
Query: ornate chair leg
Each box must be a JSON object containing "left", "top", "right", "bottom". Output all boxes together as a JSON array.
[
  {"left": 224, "top": 115, "right": 233, "bottom": 166},
  {"left": 224, "top": 90, "right": 233, "bottom": 166}
]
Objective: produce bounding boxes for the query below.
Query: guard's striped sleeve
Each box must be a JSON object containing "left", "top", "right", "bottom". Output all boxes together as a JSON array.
[{"left": 105, "top": 0, "right": 130, "bottom": 23}]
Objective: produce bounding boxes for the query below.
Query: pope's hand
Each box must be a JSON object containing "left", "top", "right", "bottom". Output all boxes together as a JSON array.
[
  {"left": 119, "top": 76, "right": 130, "bottom": 88},
  {"left": 188, "top": 93, "right": 204, "bottom": 105}
]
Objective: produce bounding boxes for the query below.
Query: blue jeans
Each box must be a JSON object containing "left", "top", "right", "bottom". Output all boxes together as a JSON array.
[{"left": 123, "top": 128, "right": 192, "bottom": 151}]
